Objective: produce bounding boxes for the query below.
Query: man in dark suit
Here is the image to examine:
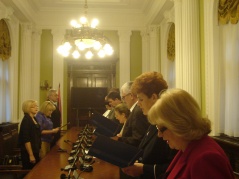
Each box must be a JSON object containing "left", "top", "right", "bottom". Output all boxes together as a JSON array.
[
  {"left": 47, "top": 89, "right": 61, "bottom": 148},
  {"left": 119, "top": 81, "right": 150, "bottom": 179},
  {"left": 118, "top": 81, "right": 149, "bottom": 147}
]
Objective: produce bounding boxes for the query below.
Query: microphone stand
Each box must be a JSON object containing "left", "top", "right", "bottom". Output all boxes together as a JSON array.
[{"left": 66, "top": 125, "right": 88, "bottom": 179}]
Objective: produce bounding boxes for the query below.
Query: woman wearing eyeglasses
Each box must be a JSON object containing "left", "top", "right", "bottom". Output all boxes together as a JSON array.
[{"left": 148, "top": 88, "right": 234, "bottom": 179}]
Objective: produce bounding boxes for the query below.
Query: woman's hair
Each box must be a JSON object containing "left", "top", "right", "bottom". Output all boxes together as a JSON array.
[
  {"left": 22, "top": 100, "right": 37, "bottom": 114},
  {"left": 148, "top": 88, "right": 211, "bottom": 140},
  {"left": 131, "top": 71, "right": 168, "bottom": 98},
  {"left": 39, "top": 101, "right": 56, "bottom": 115},
  {"left": 114, "top": 103, "right": 131, "bottom": 118}
]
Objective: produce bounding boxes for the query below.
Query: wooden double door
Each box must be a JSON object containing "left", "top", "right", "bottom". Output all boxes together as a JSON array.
[{"left": 67, "top": 60, "right": 117, "bottom": 127}]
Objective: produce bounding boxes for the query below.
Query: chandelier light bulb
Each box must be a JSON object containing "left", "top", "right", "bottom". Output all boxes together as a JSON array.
[
  {"left": 91, "top": 19, "right": 99, "bottom": 28},
  {"left": 72, "top": 50, "right": 80, "bottom": 59},
  {"left": 76, "top": 41, "right": 86, "bottom": 51},
  {"left": 85, "top": 50, "right": 93, "bottom": 59},
  {"left": 61, "top": 49, "right": 70, "bottom": 57},
  {"left": 57, "top": 45, "right": 63, "bottom": 54},
  {"left": 93, "top": 41, "right": 102, "bottom": 50},
  {"left": 70, "top": 20, "right": 78, "bottom": 27},
  {"left": 98, "top": 49, "right": 105, "bottom": 58},
  {"left": 57, "top": 0, "right": 114, "bottom": 59},
  {"left": 63, "top": 42, "right": 72, "bottom": 51},
  {"left": 80, "top": 16, "right": 87, "bottom": 25}
]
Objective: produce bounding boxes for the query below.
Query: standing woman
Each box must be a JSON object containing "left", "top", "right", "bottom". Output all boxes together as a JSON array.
[
  {"left": 36, "top": 101, "right": 60, "bottom": 159},
  {"left": 148, "top": 89, "right": 234, "bottom": 179},
  {"left": 122, "top": 71, "right": 177, "bottom": 179},
  {"left": 18, "top": 100, "right": 41, "bottom": 169},
  {"left": 114, "top": 103, "right": 131, "bottom": 137}
]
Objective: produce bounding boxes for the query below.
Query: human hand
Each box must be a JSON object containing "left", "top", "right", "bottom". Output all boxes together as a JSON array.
[
  {"left": 111, "top": 136, "right": 119, "bottom": 141},
  {"left": 117, "top": 133, "right": 122, "bottom": 137},
  {"left": 121, "top": 163, "right": 144, "bottom": 177},
  {"left": 53, "top": 127, "right": 60, "bottom": 133},
  {"left": 29, "top": 155, "right": 36, "bottom": 163}
]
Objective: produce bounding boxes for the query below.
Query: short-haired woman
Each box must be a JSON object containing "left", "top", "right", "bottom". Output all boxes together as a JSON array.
[
  {"left": 36, "top": 101, "right": 60, "bottom": 158},
  {"left": 148, "top": 88, "right": 234, "bottom": 179},
  {"left": 114, "top": 103, "right": 131, "bottom": 137},
  {"left": 18, "top": 100, "right": 41, "bottom": 169}
]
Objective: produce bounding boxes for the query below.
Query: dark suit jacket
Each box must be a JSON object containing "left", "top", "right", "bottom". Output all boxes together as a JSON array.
[
  {"left": 50, "top": 103, "right": 61, "bottom": 147},
  {"left": 165, "top": 135, "right": 234, "bottom": 179},
  {"left": 138, "top": 125, "right": 177, "bottom": 179},
  {"left": 119, "top": 105, "right": 149, "bottom": 147}
]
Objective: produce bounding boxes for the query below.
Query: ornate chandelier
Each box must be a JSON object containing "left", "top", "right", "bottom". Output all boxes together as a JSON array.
[{"left": 57, "top": 0, "right": 114, "bottom": 59}]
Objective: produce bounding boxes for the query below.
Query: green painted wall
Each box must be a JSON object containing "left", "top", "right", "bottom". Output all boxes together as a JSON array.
[
  {"left": 40, "top": 30, "right": 53, "bottom": 104},
  {"left": 130, "top": 31, "right": 142, "bottom": 80}
]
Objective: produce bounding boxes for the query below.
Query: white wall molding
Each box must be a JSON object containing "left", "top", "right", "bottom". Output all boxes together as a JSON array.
[{"left": 118, "top": 29, "right": 132, "bottom": 86}]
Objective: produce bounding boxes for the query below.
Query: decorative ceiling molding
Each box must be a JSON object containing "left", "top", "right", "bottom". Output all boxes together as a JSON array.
[{"left": 0, "top": 0, "right": 174, "bottom": 30}]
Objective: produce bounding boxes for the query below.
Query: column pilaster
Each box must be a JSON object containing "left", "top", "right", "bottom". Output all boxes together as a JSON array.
[
  {"left": 174, "top": 0, "right": 201, "bottom": 104},
  {"left": 32, "top": 28, "right": 42, "bottom": 102},
  {"left": 118, "top": 30, "right": 132, "bottom": 86},
  {"left": 149, "top": 26, "right": 160, "bottom": 72},
  {"left": 19, "top": 23, "right": 33, "bottom": 117},
  {"left": 141, "top": 29, "right": 150, "bottom": 72}
]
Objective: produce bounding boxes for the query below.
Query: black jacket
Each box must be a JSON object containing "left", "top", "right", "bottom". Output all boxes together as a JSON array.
[
  {"left": 18, "top": 113, "right": 41, "bottom": 153},
  {"left": 119, "top": 105, "right": 149, "bottom": 147},
  {"left": 138, "top": 125, "right": 177, "bottom": 179}
]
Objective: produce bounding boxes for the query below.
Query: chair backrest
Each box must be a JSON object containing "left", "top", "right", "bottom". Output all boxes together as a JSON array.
[{"left": 234, "top": 172, "right": 239, "bottom": 179}]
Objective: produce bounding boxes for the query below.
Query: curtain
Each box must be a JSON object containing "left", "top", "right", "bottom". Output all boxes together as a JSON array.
[
  {"left": 0, "top": 19, "right": 11, "bottom": 61},
  {"left": 0, "top": 59, "right": 11, "bottom": 123},
  {"left": 218, "top": 0, "right": 239, "bottom": 25},
  {"left": 219, "top": 23, "right": 239, "bottom": 137}
]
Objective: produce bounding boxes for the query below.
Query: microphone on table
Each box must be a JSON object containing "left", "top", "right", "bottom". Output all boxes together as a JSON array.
[
  {"left": 64, "top": 140, "right": 79, "bottom": 150},
  {"left": 60, "top": 160, "right": 95, "bottom": 179},
  {"left": 79, "top": 159, "right": 95, "bottom": 173},
  {"left": 79, "top": 147, "right": 94, "bottom": 171}
]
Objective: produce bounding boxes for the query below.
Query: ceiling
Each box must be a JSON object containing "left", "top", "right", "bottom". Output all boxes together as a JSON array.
[{"left": 0, "top": 0, "right": 173, "bottom": 30}]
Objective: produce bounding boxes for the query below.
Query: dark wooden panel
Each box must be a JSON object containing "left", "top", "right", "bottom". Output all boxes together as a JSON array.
[
  {"left": 0, "top": 123, "right": 19, "bottom": 158},
  {"left": 212, "top": 135, "right": 239, "bottom": 174}
]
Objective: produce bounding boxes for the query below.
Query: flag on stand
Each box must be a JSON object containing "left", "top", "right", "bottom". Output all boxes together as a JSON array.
[{"left": 58, "top": 83, "right": 62, "bottom": 125}]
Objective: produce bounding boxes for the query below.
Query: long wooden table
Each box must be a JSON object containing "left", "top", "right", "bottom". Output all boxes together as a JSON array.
[{"left": 24, "top": 127, "right": 119, "bottom": 179}]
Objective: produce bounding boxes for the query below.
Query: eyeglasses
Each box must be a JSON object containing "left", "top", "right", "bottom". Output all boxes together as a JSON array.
[
  {"left": 121, "top": 93, "right": 131, "bottom": 100},
  {"left": 156, "top": 125, "right": 167, "bottom": 134}
]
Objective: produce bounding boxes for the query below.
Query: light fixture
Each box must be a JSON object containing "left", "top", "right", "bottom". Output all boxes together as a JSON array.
[
  {"left": 57, "top": 0, "right": 114, "bottom": 60},
  {"left": 40, "top": 80, "right": 52, "bottom": 90}
]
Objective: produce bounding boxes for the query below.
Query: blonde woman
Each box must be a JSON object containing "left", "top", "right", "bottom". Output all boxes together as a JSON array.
[
  {"left": 18, "top": 100, "right": 41, "bottom": 169},
  {"left": 148, "top": 89, "right": 234, "bottom": 179},
  {"left": 36, "top": 101, "right": 60, "bottom": 158}
]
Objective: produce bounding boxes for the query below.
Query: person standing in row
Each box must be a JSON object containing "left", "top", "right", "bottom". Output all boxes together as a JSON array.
[
  {"left": 148, "top": 89, "right": 234, "bottom": 179},
  {"left": 119, "top": 81, "right": 150, "bottom": 179},
  {"left": 122, "top": 72, "right": 177, "bottom": 179},
  {"left": 106, "top": 91, "right": 122, "bottom": 124},
  {"left": 18, "top": 100, "right": 41, "bottom": 169},
  {"left": 47, "top": 89, "right": 61, "bottom": 148},
  {"left": 119, "top": 81, "right": 149, "bottom": 147},
  {"left": 114, "top": 103, "right": 131, "bottom": 137},
  {"left": 35, "top": 101, "right": 60, "bottom": 158}
]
